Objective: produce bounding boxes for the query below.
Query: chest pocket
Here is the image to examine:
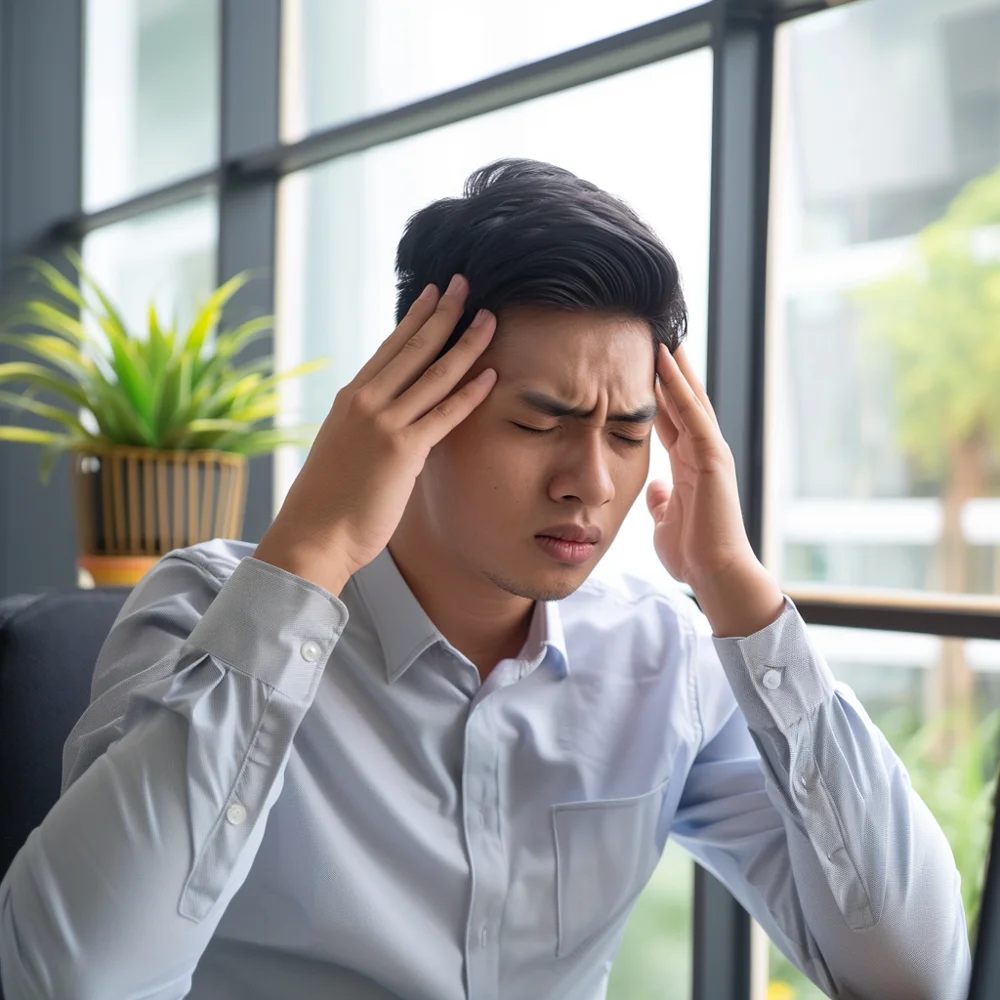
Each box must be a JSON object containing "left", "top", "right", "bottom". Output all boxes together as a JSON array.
[{"left": 552, "top": 776, "right": 671, "bottom": 958}]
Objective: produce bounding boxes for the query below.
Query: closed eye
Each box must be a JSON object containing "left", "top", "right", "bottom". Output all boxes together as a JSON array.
[{"left": 513, "top": 424, "right": 647, "bottom": 448}]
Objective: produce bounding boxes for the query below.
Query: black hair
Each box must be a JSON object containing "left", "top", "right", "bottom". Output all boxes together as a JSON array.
[{"left": 393, "top": 158, "right": 687, "bottom": 361}]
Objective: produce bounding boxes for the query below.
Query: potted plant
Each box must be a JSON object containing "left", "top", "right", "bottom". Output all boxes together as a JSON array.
[{"left": 0, "top": 251, "right": 328, "bottom": 586}]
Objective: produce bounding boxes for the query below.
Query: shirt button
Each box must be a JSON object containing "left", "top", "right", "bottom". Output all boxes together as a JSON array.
[
  {"left": 762, "top": 669, "right": 782, "bottom": 690},
  {"left": 301, "top": 639, "right": 323, "bottom": 662},
  {"left": 480, "top": 926, "right": 488, "bottom": 947},
  {"left": 226, "top": 802, "right": 247, "bottom": 826}
]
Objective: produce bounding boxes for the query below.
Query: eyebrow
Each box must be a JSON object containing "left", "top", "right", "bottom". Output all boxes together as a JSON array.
[{"left": 515, "top": 389, "right": 658, "bottom": 425}]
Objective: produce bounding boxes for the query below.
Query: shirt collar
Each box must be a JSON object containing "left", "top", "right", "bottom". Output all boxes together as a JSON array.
[{"left": 351, "top": 546, "right": 569, "bottom": 684}]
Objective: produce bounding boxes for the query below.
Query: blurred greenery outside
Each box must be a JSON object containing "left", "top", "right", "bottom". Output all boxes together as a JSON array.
[{"left": 607, "top": 164, "right": 1000, "bottom": 999}]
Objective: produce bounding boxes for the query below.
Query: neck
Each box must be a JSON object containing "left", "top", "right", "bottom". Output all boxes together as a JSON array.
[{"left": 387, "top": 520, "right": 535, "bottom": 683}]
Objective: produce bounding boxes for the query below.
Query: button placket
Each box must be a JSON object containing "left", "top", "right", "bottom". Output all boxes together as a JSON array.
[
  {"left": 462, "top": 701, "right": 505, "bottom": 998},
  {"left": 226, "top": 802, "right": 247, "bottom": 826}
]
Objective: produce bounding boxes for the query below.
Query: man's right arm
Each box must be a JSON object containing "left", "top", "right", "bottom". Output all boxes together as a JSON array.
[
  {"left": 0, "top": 271, "right": 495, "bottom": 999},
  {"left": 0, "top": 545, "right": 349, "bottom": 1000}
]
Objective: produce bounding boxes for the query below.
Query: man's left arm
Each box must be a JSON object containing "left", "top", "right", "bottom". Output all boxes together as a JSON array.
[
  {"left": 672, "top": 575, "right": 971, "bottom": 1000},
  {"left": 647, "top": 342, "right": 971, "bottom": 1000}
]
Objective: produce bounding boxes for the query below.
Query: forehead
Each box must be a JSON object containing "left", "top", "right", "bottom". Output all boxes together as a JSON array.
[{"left": 489, "top": 305, "right": 654, "bottom": 389}]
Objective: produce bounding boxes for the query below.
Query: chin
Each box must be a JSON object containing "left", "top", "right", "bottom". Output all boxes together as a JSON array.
[{"left": 484, "top": 554, "right": 595, "bottom": 603}]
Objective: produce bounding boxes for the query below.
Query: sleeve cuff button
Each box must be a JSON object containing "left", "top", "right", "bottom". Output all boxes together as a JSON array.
[
  {"left": 762, "top": 669, "right": 782, "bottom": 690},
  {"left": 301, "top": 639, "right": 323, "bottom": 662}
]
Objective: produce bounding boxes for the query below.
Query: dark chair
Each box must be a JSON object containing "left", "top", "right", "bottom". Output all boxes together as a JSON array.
[{"left": 0, "top": 587, "right": 131, "bottom": 882}]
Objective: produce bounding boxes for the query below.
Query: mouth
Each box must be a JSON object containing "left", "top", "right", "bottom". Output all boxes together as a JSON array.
[{"left": 534, "top": 534, "right": 598, "bottom": 565}]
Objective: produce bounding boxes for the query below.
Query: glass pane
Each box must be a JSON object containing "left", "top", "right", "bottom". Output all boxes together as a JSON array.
[
  {"left": 276, "top": 51, "right": 712, "bottom": 995},
  {"left": 83, "top": 0, "right": 220, "bottom": 210},
  {"left": 763, "top": 625, "right": 1000, "bottom": 1000},
  {"left": 281, "top": 0, "right": 702, "bottom": 140},
  {"left": 765, "top": 0, "right": 1000, "bottom": 602},
  {"left": 80, "top": 195, "right": 218, "bottom": 338}
]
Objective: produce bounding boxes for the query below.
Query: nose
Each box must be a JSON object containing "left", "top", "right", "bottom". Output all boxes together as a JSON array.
[{"left": 548, "top": 433, "right": 616, "bottom": 508}]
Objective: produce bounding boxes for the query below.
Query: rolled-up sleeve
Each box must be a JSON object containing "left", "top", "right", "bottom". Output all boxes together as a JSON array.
[
  {"left": 671, "top": 595, "right": 972, "bottom": 1000},
  {"left": 0, "top": 546, "right": 348, "bottom": 1000}
]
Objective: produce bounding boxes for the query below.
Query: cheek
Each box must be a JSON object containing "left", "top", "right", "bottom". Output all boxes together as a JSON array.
[
  {"left": 427, "top": 426, "right": 517, "bottom": 495},
  {"left": 603, "top": 449, "right": 651, "bottom": 514}
]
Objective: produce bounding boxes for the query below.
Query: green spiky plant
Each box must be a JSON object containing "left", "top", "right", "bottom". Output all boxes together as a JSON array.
[{"left": 0, "top": 250, "right": 328, "bottom": 483}]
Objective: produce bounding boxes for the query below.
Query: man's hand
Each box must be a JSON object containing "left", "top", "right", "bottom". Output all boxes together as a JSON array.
[
  {"left": 254, "top": 274, "right": 497, "bottom": 596},
  {"left": 645, "top": 342, "right": 784, "bottom": 638}
]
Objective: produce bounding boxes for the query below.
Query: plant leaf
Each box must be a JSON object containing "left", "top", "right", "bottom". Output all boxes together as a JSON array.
[
  {"left": 0, "top": 425, "right": 90, "bottom": 485},
  {"left": 221, "top": 424, "right": 321, "bottom": 457},
  {"left": 6, "top": 301, "right": 96, "bottom": 351},
  {"left": 227, "top": 395, "right": 281, "bottom": 423},
  {"left": 3, "top": 256, "right": 331, "bottom": 461},
  {"left": 65, "top": 248, "right": 155, "bottom": 427},
  {"left": 0, "top": 362, "right": 91, "bottom": 408},
  {"left": 179, "top": 271, "right": 250, "bottom": 365},
  {"left": 0, "top": 389, "right": 96, "bottom": 438},
  {"left": 0, "top": 426, "right": 76, "bottom": 445},
  {"left": 241, "top": 357, "right": 331, "bottom": 405},
  {"left": 0, "top": 332, "right": 95, "bottom": 384},
  {"left": 27, "top": 257, "right": 89, "bottom": 313},
  {"left": 214, "top": 315, "right": 274, "bottom": 361},
  {"left": 38, "top": 443, "right": 65, "bottom": 484},
  {"left": 186, "top": 418, "right": 252, "bottom": 433}
]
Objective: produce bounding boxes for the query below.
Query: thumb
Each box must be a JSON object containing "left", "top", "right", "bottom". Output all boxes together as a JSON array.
[{"left": 646, "top": 479, "right": 672, "bottom": 523}]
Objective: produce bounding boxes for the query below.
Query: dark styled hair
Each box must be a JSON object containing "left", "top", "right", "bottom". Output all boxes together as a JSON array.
[{"left": 393, "top": 158, "right": 687, "bottom": 361}]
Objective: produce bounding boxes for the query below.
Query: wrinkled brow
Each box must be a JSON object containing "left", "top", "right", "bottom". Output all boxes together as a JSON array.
[{"left": 515, "top": 389, "right": 657, "bottom": 424}]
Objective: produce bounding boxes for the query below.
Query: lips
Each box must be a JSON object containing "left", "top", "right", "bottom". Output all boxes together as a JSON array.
[
  {"left": 535, "top": 523, "right": 602, "bottom": 545},
  {"left": 534, "top": 534, "right": 597, "bottom": 565}
]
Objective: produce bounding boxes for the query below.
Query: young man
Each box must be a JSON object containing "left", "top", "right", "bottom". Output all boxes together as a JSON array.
[{"left": 0, "top": 159, "right": 971, "bottom": 1000}]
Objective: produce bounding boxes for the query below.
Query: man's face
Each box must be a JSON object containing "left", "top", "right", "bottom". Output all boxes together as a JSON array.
[{"left": 411, "top": 304, "right": 657, "bottom": 602}]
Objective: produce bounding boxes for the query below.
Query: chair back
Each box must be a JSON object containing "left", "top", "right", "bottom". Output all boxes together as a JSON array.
[{"left": 0, "top": 588, "right": 130, "bottom": 880}]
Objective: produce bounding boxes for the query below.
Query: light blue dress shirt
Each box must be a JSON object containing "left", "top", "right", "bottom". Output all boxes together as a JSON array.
[{"left": 0, "top": 538, "right": 971, "bottom": 999}]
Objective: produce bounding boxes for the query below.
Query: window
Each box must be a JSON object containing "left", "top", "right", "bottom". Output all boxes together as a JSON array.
[
  {"left": 83, "top": 0, "right": 220, "bottom": 210},
  {"left": 281, "top": 0, "right": 703, "bottom": 141},
  {"left": 765, "top": 0, "right": 1000, "bottom": 599}
]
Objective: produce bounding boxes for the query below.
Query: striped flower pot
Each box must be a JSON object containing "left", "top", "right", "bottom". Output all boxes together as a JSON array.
[{"left": 70, "top": 446, "right": 248, "bottom": 587}]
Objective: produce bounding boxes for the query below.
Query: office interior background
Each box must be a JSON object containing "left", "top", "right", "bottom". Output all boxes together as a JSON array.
[{"left": 1, "top": 0, "right": 999, "bottom": 997}]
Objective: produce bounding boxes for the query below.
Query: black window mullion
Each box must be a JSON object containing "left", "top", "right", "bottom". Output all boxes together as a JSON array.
[
  {"left": 0, "top": 0, "right": 85, "bottom": 598},
  {"left": 217, "top": 0, "right": 282, "bottom": 542},
  {"left": 694, "top": 0, "right": 777, "bottom": 997}
]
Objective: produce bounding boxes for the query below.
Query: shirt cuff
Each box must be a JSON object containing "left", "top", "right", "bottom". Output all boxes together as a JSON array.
[
  {"left": 710, "top": 595, "right": 837, "bottom": 732},
  {"left": 186, "top": 555, "right": 349, "bottom": 704}
]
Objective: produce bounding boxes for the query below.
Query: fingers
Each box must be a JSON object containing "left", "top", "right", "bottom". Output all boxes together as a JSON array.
[
  {"left": 656, "top": 344, "right": 717, "bottom": 444},
  {"left": 352, "top": 281, "right": 442, "bottom": 387},
  {"left": 653, "top": 379, "right": 680, "bottom": 451},
  {"left": 418, "top": 365, "right": 498, "bottom": 442},
  {"left": 367, "top": 274, "right": 474, "bottom": 400},
  {"left": 646, "top": 479, "right": 672, "bottom": 520},
  {"left": 672, "top": 343, "right": 719, "bottom": 428},
  {"left": 394, "top": 306, "right": 497, "bottom": 426}
]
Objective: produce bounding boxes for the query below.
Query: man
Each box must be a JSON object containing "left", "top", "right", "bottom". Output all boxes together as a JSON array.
[{"left": 0, "top": 159, "right": 971, "bottom": 999}]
